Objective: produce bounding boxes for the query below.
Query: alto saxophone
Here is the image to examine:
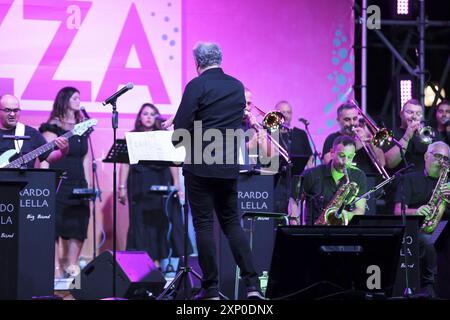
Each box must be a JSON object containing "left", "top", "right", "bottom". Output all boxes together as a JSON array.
[
  {"left": 421, "top": 160, "right": 449, "bottom": 234},
  {"left": 315, "top": 167, "right": 360, "bottom": 226}
]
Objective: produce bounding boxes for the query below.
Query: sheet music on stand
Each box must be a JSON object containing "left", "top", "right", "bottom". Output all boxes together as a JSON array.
[
  {"left": 125, "top": 131, "right": 186, "bottom": 166},
  {"left": 102, "top": 139, "right": 129, "bottom": 164}
]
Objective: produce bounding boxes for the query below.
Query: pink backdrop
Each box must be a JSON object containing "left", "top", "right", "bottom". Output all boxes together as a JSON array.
[{"left": 0, "top": 0, "right": 354, "bottom": 257}]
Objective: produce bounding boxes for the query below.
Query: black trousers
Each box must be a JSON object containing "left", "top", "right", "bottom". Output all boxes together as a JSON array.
[
  {"left": 418, "top": 231, "right": 437, "bottom": 297},
  {"left": 184, "top": 171, "right": 259, "bottom": 292}
]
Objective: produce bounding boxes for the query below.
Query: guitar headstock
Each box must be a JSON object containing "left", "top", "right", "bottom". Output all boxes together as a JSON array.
[{"left": 73, "top": 119, "right": 98, "bottom": 136}]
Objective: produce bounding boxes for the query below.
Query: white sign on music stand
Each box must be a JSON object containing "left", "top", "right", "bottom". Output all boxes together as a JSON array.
[{"left": 125, "top": 131, "right": 185, "bottom": 165}]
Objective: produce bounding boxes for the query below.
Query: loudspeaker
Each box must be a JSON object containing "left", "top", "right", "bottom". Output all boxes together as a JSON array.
[
  {"left": 71, "top": 251, "right": 166, "bottom": 300},
  {"left": 266, "top": 226, "right": 404, "bottom": 300},
  {"left": 435, "top": 221, "right": 450, "bottom": 299}
]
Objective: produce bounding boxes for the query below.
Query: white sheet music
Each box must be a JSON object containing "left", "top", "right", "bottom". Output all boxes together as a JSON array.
[{"left": 125, "top": 131, "right": 186, "bottom": 165}]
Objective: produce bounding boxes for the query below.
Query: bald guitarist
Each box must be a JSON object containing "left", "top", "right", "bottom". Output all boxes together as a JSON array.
[{"left": 0, "top": 94, "right": 69, "bottom": 168}]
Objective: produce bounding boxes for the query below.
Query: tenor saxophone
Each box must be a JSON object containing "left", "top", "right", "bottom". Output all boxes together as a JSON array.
[
  {"left": 421, "top": 161, "right": 449, "bottom": 234},
  {"left": 314, "top": 167, "right": 360, "bottom": 226}
]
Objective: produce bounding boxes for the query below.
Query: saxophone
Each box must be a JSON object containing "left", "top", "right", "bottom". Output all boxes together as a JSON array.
[
  {"left": 314, "top": 166, "right": 360, "bottom": 226},
  {"left": 421, "top": 160, "right": 450, "bottom": 234}
]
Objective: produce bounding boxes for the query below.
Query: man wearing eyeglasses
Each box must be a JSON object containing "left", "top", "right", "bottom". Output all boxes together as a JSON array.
[
  {"left": 394, "top": 141, "right": 450, "bottom": 298},
  {"left": 0, "top": 94, "right": 68, "bottom": 168},
  {"left": 383, "top": 99, "right": 443, "bottom": 213}
]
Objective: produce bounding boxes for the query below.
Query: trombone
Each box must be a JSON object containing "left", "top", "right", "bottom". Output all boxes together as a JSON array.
[
  {"left": 350, "top": 124, "right": 390, "bottom": 180},
  {"left": 245, "top": 105, "right": 291, "bottom": 163},
  {"left": 348, "top": 100, "right": 391, "bottom": 179}
]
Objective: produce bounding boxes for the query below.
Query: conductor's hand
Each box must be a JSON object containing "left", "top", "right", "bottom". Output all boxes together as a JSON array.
[
  {"left": 162, "top": 115, "right": 175, "bottom": 129},
  {"left": 119, "top": 188, "right": 127, "bottom": 205},
  {"left": 54, "top": 136, "right": 69, "bottom": 156},
  {"left": 175, "top": 183, "right": 185, "bottom": 204},
  {"left": 416, "top": 205, "right": 431, "bottom": 216}
]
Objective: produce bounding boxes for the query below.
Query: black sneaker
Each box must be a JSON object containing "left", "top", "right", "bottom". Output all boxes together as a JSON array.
[{"left": 192, "top": 288, "right": 220, "bottom": 300}]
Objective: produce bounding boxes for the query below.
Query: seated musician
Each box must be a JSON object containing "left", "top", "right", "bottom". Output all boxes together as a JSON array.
[
  {"left": 394, "top": 141, "right": 450, "bottom": 298},
  {"left": 301, "top": 135, "right": 367, "bottom": 225},
  {"left": 322, "top": 102, "right": 385, "bottom": 214}
]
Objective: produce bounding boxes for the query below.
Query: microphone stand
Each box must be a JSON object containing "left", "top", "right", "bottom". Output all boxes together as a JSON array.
[
  {"left": 399, "top": 170, "right": 413, "bottom": 297},
  {"left": 302, "top": 121, "right": 320, "bottom": 165},
  {"left": 349, "top": 163, "right": 415, "bottom": 297},
  {"left": 86, "top": 129, "right": 102, "bottom": 259},
  {"left": 279, "top": 128, "right": 293, "bottom": 218},
  {"left": 103, "top": 98, "right": 119, "bottom": 298}
]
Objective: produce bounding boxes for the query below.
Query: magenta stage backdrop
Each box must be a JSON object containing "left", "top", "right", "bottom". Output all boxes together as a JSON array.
[{"left": 0, "top": 0, "right": 354, "bottom": 254}]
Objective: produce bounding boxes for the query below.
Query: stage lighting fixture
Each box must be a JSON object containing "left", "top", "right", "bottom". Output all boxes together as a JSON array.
[
  {"left": 400, "top": 79, "right": 413, "bottom": 107},
  {"left": 424, "top": 84, "right": 446, "bottom": 107},
  {"left": 397, "top": 0, "right": 410, "bottom": 15}
]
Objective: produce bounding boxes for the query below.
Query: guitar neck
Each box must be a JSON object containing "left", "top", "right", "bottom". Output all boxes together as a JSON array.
[{"left": 6, "top": 131, "right": 74, "bottom": 168}]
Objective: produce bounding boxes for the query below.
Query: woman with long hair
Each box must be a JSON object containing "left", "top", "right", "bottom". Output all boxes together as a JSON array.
[
  {"left": 39, "top": 86, "right": 91, "bottom": 278},
  {"left": 119, "top": 103, "right": 189, "bottom": 268}
]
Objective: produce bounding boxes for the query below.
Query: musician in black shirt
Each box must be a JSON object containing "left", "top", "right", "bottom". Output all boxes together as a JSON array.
[
  {"left": 394, "top": 141, "right": 450, "bottom": 298},
  {"left": 0, "top": 94, "right": 68, "bottom": 168},
  {"left": 302, "top": 135, "right": 367, "bottom": 225}
]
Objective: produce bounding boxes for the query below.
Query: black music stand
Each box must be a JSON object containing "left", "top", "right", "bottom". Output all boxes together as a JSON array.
[
  {"left": 103, "top": 139, "right": 129, "bottom": 164},
  {"left": 102, "top": 139, "right": 130, "bottom": 298},
  {"left": 136, "top": 160, "right": 203, "bottom": 301}
]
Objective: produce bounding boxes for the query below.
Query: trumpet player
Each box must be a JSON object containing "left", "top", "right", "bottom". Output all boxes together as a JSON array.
[
  {"left": 384, "top": 99, "right": 441, "bottom": 213},
  {"left": 301, "top": 135, "right": 367, "bottom": 225},
  {"left": 385, "top": 99, "right": 433, "bottom": 171},
  {"left": 322, "top": 102, "right": 385, "bottom": 214},
  {"left": 394, "top": 141, "right": 450, "bottom": 298}
]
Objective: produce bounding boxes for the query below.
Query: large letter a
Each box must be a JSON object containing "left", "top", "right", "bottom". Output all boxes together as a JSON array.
[{"left": 96, "top": 3, "right": 170, "bottom": 104}]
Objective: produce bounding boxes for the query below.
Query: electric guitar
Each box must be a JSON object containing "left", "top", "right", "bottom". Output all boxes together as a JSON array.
[{"left": 0, "top": 119, "right": 97, "bottom": 169}]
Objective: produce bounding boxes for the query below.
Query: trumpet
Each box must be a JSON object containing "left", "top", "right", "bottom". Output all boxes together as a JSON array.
[
  {"left": 417, "top": 122, "right": 436, "bottom": 145},
  {"left": 245, "top": 106, "right": 290, "bottom": 163}
]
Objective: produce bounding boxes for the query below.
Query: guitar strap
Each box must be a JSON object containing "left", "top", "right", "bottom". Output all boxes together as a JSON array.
[{"left": 14, "top": 122, "right": 25, "bottom": 153}]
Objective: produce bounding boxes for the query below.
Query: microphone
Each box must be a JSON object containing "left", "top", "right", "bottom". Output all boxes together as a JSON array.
[
  {"left": 155, "top": 115, "right": 167, "bottom": 121},
  {"left": 102, "top": 82, "right": 134, "bottom": 106},
  {"left": 298, "top": 118, "right": 310, "bottom": 126},
  {"left": 80, "top": 106, "right": 90, "bottom": 119},
  {"left": 444, "top": 117, "right": 450, "bottom": 127}
]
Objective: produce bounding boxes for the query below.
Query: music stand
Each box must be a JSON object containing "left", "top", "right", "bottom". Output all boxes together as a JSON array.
[
  {"left": 103, "top": 139, "right": 129, "bottom": 164},
  {"left": 290, "top": 155, "right": 309, "bottom": 225},
  {"left": 102, "top": 139, "right": 130, "bottom": 298},
  {"left": 137, "top": 160, "right": 203, "bottom": 300}
]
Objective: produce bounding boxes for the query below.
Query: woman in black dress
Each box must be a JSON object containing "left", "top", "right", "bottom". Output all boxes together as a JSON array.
[
  {"left": 40, "top": 87, "right": 90, "bottom": 278},
  {"left": 119, "top": 103, "right": 187, "bottom": 268}
]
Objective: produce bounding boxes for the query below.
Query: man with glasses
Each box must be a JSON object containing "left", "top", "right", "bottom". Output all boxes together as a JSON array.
[
  {"left": 394, "top": 141, "right": 450, "bottom": 298},
  {"left": 383, "top": 99, "right": 443, "bottom": 213},
  {"left": 300, "top": 135, "right": 367, "bottom": 225},
  {"left": 0, "top": 94, "right": 68, "bottom": 168}
]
